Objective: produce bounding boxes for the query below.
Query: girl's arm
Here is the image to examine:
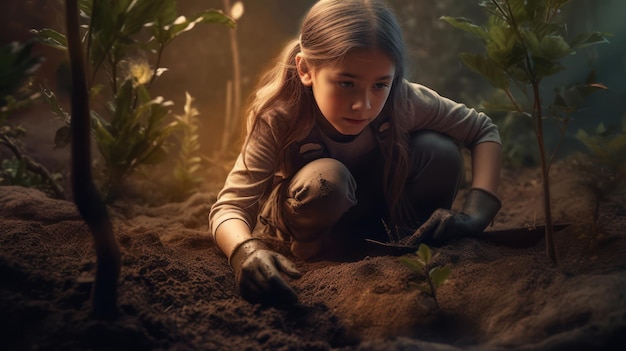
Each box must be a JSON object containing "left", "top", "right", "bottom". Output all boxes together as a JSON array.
[
  {"left": 470, "top": 141, "right": 502, "bottom": 195},
  {"left": 214, "top": 218, "right": 253, "bottom": 260},
  {"left": 209, "top": 116, "right": 300, "bottom": 304},
  {"left": 410, "top": 140, "right": 502, "bottom": 246}
]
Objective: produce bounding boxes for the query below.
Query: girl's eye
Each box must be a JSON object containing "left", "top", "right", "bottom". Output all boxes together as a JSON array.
[
  {"left": 374, "top": 82, "right": 390, "bottom": 89},
  {"left": 339, "top": 81, "right": 354, "bottom": 88}
]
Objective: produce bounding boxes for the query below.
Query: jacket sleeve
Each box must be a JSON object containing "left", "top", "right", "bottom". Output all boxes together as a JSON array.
[
  {"left": 406, "top": 82, "right": 501, "bottom": 148},
  {"left": 208, "top": 116, "right": 281, "bottom": 240}
]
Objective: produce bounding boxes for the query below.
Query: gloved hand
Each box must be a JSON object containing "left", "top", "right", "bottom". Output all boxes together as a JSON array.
[
  {"left": 229, "top": 238, "right": 302, "bottom": 305},
  {"left": 403, "top": 188, "right": 502, "bottom": 247}
]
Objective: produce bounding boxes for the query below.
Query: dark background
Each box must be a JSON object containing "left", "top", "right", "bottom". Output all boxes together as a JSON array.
[{"left": 2, "top": 0, "right": 624, "bottom": 184}]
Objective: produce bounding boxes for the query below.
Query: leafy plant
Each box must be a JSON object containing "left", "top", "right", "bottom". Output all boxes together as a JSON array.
[
  {"left": 33, "top": 0, "right": 235, "bottom": 201},
  {"left": 171, "top": 92, "right": 204, "bottom": 200},
  {"left": 399, "top": 244, "right": 452, "bottom": 309},
  {"left": 0, "top": 40, "right": 66, "bottom": 198},
  {"left": 441, "top": 0, "right": 610, "bottom": 263},
  {"left": 571, "top": 118, "right": 626, "bottom": 251}
]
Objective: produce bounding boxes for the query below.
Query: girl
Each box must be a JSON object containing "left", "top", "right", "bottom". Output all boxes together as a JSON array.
[{"left": 209, "top": 0, "right": 502, "bottom": 305}]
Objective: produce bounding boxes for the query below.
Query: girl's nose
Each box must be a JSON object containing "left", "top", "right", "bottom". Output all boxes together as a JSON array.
[{"left": 352, "top": 91, "right": 371, "bottom": 111}]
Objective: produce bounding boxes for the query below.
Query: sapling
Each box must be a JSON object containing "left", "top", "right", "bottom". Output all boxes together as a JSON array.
[
  {"left": 65, "top": 0, "right": 120, "bottom": 319},
  {"left": 441, "top": 0, "right": 610, "bottom": 263},
  {"left": 572, "top": 118, "right": 626, "bottom": 252},
  {"left": 399, "top": 244, "right": 452, "bottom": 309}
]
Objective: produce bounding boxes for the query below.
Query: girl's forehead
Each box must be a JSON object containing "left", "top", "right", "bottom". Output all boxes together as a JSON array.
[{"left": 328, "top": 49, "right": 395, "bottom": 76}]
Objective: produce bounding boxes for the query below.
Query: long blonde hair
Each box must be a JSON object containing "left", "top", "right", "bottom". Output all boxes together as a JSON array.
[{"left": 244, "top": 0, "right": 415, "bottom": 226}]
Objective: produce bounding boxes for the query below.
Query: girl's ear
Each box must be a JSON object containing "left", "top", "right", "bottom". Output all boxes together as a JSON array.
[{"left": 296, "top": 53, "right": 313, "bottom": 86}]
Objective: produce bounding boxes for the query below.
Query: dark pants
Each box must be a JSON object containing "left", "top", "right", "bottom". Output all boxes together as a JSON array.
[{"left": 260, "top": 130, "right": 463, "bottom": 259}]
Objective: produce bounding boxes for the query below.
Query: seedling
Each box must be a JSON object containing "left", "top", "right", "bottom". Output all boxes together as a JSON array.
[
  {"left": 441, "top": 0, "right": 610, "bottom": 263},
  {"left": 399, "top": 244, "right": 452, "bottom": 309}
]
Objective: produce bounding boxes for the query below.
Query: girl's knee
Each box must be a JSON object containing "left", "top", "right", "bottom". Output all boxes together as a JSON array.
[
  {"left": 284, "top": 158, "right": 357, "bottom": 241},
  {"left": 406, "top": 131, "right": 463, "bottom": 219},
  {"left": 287, "top": 158, "right": 357, "bottom": 211},
  {"left": 410, "top": 130, "right": 462, "bottom": 172}
]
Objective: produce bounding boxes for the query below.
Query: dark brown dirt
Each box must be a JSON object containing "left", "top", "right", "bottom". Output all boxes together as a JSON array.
[{"left": 1, "top": 161, "right": 625, "bottom": 351}]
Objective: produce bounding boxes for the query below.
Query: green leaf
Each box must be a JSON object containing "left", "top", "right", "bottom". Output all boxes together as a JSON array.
[
  {"left": 92, "top": 118, "right": 116, "bottom": 147},
  {"left": 540, "top": 35, "right": 571, "bottom": 60},
  {"left": 40, "top": 87, "right": 70, "bottom": 124},
  {"left": 142, "top": 145, "right": 168, "bottom": 165},
  {"left": 399, "top": 256, "right": 425, "bottom": 273},
  {"left": 459, "top": 53, "right": 509, "bottom": 90},
  {"left": 576, "top": 128, "right": 607, "bottom": 158},
  {"left": 607, "top": 134, "right": 626, "bottom": 154},
  {"left": 507, "top": 0, "right": 529, "bottom": 23},
  {"left": 417, "top": 244, "right": 432, "bottom": 264},
  {"left": 521, "top": 30, "right": 541, "bottom": 55},
  {"left": 532, "top": 56, "right": 566, "bottom": 78},
  {"left": 54, "top": 126, "right": 71, "bottom": 149},
  {"left": 440, "top": 16, "right": 488, "bottom": 41},
  {"left": 188, "top": 156, "right": 202, "bottom": 164},
  {"left": 122, "top": 1, "right": 167, "bottom": 38},
  {"left": 158, "top": 9, "right": 235, "bottom": 47},
  {"left": 30, "top": 29, "right": 68, "bottom": 51},
  {"left": 198, "top": 9, "right": 236, "bottom": 29},
  {"left": 429, "top": 264, "right": 452, "bottom": 288},
  {"left": 0, "top": 41, "right": 43, "bottom": 97},
  {"left": 569, "top": 32, "right": 611, "bottom": 50}
]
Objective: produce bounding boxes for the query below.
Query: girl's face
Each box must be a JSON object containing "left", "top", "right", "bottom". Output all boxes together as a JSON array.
[{"left": 297, "top": 49, "right": 395, "bottom": 135}]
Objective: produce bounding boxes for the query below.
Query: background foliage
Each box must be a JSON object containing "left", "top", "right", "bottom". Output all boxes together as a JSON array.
[{"left": 0, "top": 0, "right": 624, "bottom": 197}]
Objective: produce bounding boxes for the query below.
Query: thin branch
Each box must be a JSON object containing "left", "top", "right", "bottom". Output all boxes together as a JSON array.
[{"left": 0, "top": 134, "right": 66, "bottom": 199}]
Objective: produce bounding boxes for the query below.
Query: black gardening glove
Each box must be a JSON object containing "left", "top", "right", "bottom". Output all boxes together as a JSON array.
[
  {"left": 229, "top": 238, "right": 302, "bottom": 305},
  {"left": 403, "top": 188, "right": 502, "bottom": 247}
]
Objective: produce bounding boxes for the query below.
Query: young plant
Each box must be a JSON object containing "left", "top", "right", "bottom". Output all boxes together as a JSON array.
[
  {"left": 0, "top": 40, "right": 65, "bottom": 198},
  {"left": 441, "top": 0, "right": 611, "bottom": 263},
  {"left": 399, "top": 244, "right": 452, "bottom": 309},
  {"left": 33, "top": 0, "right": 235, "bottom": 201},
  {"left": 64, "top": 0, "right": 119, "bottom": 319},
  {"left": 572, "top": 118, "right": 626, "bottom": 251},
  {"left": 171, "top": 92, "right": 204, "bottom": 201}
]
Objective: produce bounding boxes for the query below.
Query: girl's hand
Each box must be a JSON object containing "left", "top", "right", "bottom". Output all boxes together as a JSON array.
[
  {"left": 229, "top": 238, "right": 302, "bottom": 305},
  {"left": 404, "top": 188, "right": 501, "bottom": 246}
]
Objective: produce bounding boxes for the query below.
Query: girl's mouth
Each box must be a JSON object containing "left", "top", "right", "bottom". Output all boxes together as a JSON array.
[{"left": 344, "top": 118, "right": 368, "bottom": 125}]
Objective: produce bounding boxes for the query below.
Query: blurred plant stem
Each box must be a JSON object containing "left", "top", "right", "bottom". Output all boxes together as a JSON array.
[{"left": 221, "top": 0, "right": 243, "bottom": 153}]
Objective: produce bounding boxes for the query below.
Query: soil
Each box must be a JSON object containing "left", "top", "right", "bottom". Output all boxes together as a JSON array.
[{"left": 1, "top": 161, "right": 625, "bottom": 351}]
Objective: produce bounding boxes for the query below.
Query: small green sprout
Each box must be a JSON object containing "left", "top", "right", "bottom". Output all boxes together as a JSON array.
[{"left": 399, "top": 244, "right": 451, "bottom": 309}]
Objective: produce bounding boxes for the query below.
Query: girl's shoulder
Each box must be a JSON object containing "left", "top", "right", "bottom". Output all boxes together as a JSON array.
[
  {"left": 404, "top": 80, "right": 442, "bottom": 102},
  {"left": 252, "top": 105, "right": 313, "bottom": 151},
  {"left": 255, "top": 105, "right": 291, "bottom": 134}
]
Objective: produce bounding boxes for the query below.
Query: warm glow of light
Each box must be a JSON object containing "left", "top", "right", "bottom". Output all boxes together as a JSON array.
[{"left": 230, "top": 1, "right": 244, "bottom": 20}]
